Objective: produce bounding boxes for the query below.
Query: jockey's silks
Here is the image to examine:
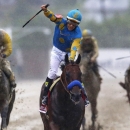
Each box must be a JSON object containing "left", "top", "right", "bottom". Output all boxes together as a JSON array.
[{"left": 44, "top": 10, "right": 82, "bottom": 60}]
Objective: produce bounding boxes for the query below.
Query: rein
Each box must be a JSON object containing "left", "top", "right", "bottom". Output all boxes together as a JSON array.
[
  {"left": 60, "top": 63, "right": 82, "bottom": 104},
  {"left": 60, "top": 63, "right": 81, "bottom": 90}
]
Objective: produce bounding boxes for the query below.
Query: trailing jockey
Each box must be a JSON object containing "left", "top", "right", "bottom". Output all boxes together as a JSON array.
[
  {"left": 0, "top": 29, "right": 16, "bottom": 92},
  {"left": 80, "top": 29, "right": 102, "bottom": 82}
]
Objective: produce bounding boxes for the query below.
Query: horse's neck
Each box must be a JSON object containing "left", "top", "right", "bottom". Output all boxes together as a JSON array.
[
  {"left": 83, "top": 66, "right": 93, "bottom": 76},
  {"left": 60, "top": 74, "right": 68, "bottom": 88},
  {"left": 80, "top": 56, "right": 92, "bottom": 71}
]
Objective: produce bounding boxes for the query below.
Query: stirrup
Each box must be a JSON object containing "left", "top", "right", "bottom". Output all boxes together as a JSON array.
[{"left": 39, "top": 104, "right": 47, "bottom": 113}]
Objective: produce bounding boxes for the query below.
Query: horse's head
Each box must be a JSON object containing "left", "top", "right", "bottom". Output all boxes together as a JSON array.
[{"left": 61, "top": 54, "right": 83, "bottom": 104}]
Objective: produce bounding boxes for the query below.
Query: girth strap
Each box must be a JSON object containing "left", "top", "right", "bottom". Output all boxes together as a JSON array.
[{"left": 49, "top": 77, "right": 60, "bottom": 92}]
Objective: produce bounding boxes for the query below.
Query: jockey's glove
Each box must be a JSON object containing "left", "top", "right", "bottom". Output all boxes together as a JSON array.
[
  {"left": 69, "top": 56, "right": 74, "bottom": 64},
  {"left": 69, "top": 60, "right": 74, "bottom": 64}
]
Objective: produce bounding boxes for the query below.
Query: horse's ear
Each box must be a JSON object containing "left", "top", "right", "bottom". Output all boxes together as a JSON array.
[
  {"left": 65, "top": 54, "right": 69, "bottom": 64},
  {"left": 75, "top": 54, "right": 81, "bottom": 64}
]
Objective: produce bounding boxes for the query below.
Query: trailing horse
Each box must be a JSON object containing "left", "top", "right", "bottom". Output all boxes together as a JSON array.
[
  {"left": 0, "top": 58, "right": 15, "bottom": 130},
  {"left": 119, "top": 65, "right": 130, "bottom": 103},
  {"left": 39, "top": 54, "right": 85, "bottom": 130},
  {"left": 80, "top": 52, "right": 101, "bottom": 129}
]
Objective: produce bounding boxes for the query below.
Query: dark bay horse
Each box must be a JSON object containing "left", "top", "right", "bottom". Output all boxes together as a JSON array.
[
  {"left": 119, "top": 65, "right": 130, "bottom": 103},
  {"left": 40, "top": 54, "right": 85, "bottom": 130},
  {"left": 80, "top": 53, "right": 101, "bottom": 129},
  {"left": 0, "top": 58, "right": 15, "bottom": 130}
]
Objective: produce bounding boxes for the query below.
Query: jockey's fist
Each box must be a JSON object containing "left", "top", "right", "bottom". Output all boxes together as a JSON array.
[
  {"left": 41, "top": 5, "right": 48, "bottom": 12},
  {"left": 90, "top": 57, "right": 96, "bottom": 63}
]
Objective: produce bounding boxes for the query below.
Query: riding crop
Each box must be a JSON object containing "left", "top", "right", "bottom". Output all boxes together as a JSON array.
[
  {"left": 115, "top": 56, "right": 130, "bottom": 60},
  {"left": 97, "top": 64, "right": 116, "bottom": 78},
  {"left": 22, "top": 4, "right": 50, "bottom": 28}
]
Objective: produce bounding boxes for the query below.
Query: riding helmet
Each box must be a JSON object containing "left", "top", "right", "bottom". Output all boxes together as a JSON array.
[
  {"left": 67, "top": 9, "right": 82, "bottom": 24},
  {"left": 82, "top": 29, "right": 92, "bottom": 38}
]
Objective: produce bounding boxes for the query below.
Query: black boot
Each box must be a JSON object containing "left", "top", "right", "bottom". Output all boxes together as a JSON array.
[
  {"left": 82, "top": 85, "right": 89, "bottom": 106},
  {"left": 39, "top": 77, "right": 53, "bottom": 113}
]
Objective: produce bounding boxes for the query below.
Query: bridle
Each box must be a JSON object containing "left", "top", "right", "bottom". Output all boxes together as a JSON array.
[
  {"left": 60, "top": 63, "right": 82, "bottom": 104},
  {"left": 61, "top": 63, "right": 81, "bottom": 87}
]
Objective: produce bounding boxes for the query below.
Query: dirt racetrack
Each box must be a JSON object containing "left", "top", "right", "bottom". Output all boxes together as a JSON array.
[{"left": 5, "top": 73, "right": 130, "bottom": 130}]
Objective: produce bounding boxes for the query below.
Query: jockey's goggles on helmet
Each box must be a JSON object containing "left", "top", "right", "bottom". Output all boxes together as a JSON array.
[{"left": 67, "top": 20, "right": 79, "bottom": 27}]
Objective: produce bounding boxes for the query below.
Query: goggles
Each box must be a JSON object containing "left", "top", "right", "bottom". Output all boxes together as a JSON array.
[{"left": 67, "top": 20, "right": 79, "bottom": 27}]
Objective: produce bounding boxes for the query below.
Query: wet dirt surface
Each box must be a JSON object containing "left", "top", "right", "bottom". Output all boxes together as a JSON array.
[{"left": 6, "top": 76, "right": 130, "bottom": 130}]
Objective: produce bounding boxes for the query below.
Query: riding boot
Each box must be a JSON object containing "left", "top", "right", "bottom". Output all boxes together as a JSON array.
[
  {"left": 81, "top": 84, "right": 89, "bottom": 107},
  {"left": 39, "top": 77, "right": 53, "bottom": 113}
]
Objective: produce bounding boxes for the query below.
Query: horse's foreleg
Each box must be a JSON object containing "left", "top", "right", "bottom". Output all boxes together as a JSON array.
[
  {"left": 1, "top": 104, "right": 8, "bottom": 130},
  {"left": 91, "top": 99, "right": 98, "bottom": 126},
  {"left": 81, "top": 116, "right": 86, "bottom": 130}
]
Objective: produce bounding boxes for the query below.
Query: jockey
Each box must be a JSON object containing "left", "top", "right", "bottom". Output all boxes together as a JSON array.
[
  {"left": 39, "top": 5, "right": 89, "bottom": 113},
  {"left": 81, "top": 29, "right": 102, "bottom": 82},
  {"left": 0, "top": 29, "right": 16, "bottom": 91}
]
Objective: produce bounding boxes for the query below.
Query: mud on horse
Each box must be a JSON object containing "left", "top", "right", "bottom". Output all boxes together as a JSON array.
[
  {"left": 0, "top": 57, "right": 15, "bottom": 130},
  {"left": 39, "top": 54, "right": 85, "bottom": 130}
]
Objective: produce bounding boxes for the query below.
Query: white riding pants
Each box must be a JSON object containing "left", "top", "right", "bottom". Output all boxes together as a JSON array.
[{"left": 47, "top": 46, "right": 67, "bottom": 79}]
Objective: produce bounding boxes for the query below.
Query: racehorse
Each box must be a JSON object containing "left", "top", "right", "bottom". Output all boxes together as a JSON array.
[
  {"left": 0, "top": 57, "right": 15, "bottom": 130},
  {"left": 119, "top": 65, "right": 130, "bottom": 103},
  {"left": 80, "top": 52, "right": 101, "bottom": 129},
  {"left": 39, "top": 54, "right": 85, "bottom": 130}
]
